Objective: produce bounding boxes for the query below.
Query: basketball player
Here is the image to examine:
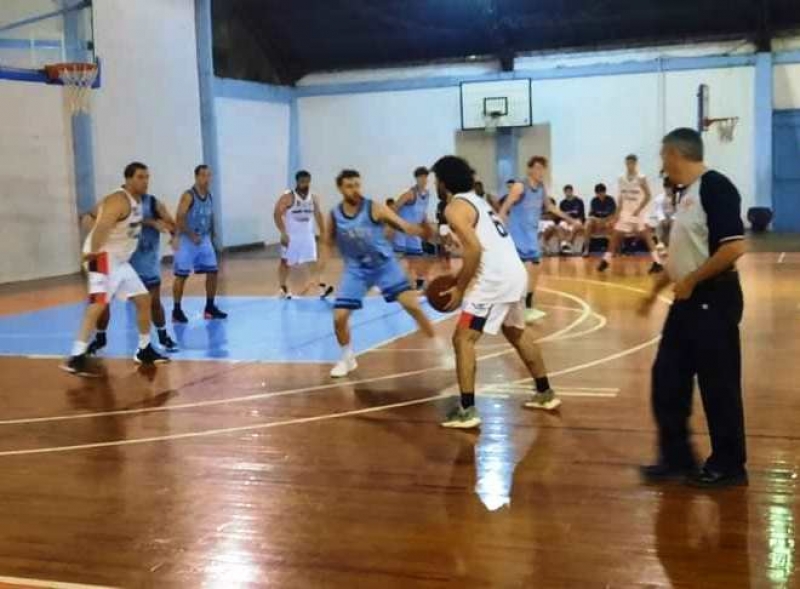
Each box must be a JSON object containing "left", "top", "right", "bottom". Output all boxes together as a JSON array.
[
  {"left": 273, "top": 170, "right": 333, "bottom": 299},
  {"left": 61, "top": 162, "right": 169, "bottom": 375},
  {"left": 432, "top": 155, "right": 560, "bottom": 429},
  {"left": 392, "top": 166, "right": 432, "bottom": 290},
  {"left": 598, "top": 154, "right": 663, "bottom": 273},
  {"left": 321, "top": 169, "right": 438, "bottom": 378},
  {"left": 83, "top": 187, "right": 179, "bottom": 355},
  {"left": 499, "top": 156, "right": 576, "bottom": 323},
  {"left": 172, "top": 165, "right": 227, "bottom": 323}
]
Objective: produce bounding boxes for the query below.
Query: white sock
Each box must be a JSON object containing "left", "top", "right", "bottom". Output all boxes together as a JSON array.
[
  {"left": 71, "top": 340, "right": 88, "bottom": 356},
  {"left": 651, "top": 250, "right": 661, "bottom": 263},
  {"left": 138, "top": 334, "right": 151, "bottom": 350},
  {"left": 341, "top": 344, "right": 354, "bottom": 358},
  {"left": 603, "top": 251, "right": 613, "bottom": 262}
]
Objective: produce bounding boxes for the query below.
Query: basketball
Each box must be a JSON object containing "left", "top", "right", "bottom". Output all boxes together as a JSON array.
[{"left": 425, "top": 275, "right": 457, "bottom": 312}]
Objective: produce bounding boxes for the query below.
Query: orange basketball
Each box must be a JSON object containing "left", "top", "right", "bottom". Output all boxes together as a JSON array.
[{"left": 425, "top": 275, "right": 457, "bottom": 312}]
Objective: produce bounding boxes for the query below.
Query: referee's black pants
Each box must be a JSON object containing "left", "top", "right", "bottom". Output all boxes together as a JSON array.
[{"left": 651, "top": 274, "right": 746, "bottom": 473}]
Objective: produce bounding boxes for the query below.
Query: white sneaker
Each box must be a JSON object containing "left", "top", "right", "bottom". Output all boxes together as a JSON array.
[
  {"left": 279, "top": 288, "right": 293, "bottom": 300},
  {"left": 330, "top": 355, "right": 357, "bottom": 378},
  {"left": 524, "top": 308, "right": 547, "bottom": 323}
]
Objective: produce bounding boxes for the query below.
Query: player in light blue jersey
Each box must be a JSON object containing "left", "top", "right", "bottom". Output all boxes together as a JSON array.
[
  {"left": 499, "top": 156, "right": 576, "bottom": 323},
  {"left": 172, "top": 165, "right": 227, "bottom": 323},
  {"left": 392, "top": 166, "right": 432, "bottom": 290},
  {"left": 320, "top": 169, "right": 440, "bottom": 378}
]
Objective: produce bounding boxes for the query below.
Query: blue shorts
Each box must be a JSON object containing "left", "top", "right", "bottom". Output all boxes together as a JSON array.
[
  {"left": 393, "top": 233, "right": 424, "bottom": 257},
  {"left": 130, "top": 249, "right": 161, "bottom": 288},
  {"left": 516, "top": 247, "right": 541, "bottom": 264},
  {"left": 174, "top": 234, "right": 218, "bottom": 277},
  {"left": 334, "top": 259, "right": 412, "bottom": 310}
]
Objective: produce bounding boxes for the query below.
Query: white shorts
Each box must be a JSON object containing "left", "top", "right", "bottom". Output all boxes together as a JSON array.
[
  {"left": 85, "top": 253, "right": 148, "bottom": 305},
  {"left": 539, "top": 220, "right": 556, "bottom": 233},
  {"left": 281, "top": 234, "right": 318, "bottom": 267},
  {"left": 614, "top": 214, "right": 647, "bottom": 234},
  {"left": 460, "top": 298, "right": 526, "bottom": 336}
]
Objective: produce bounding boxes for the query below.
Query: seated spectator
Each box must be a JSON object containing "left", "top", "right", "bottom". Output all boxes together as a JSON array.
[
  {"left": 647, "top": 178, "right": 676, "bottom": 255},
  {"left": 557, "top": 184, "right": 586, "bottom": 255},
  {"left": 539, "top": 196, "right": 560, "bottom": 255},
  {"left": 585, "top": 183, "right": 617, "bottom": 255}
]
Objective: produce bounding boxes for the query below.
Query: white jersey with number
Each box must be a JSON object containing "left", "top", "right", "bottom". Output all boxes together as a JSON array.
[
  {"left": 454, "top": 191, "right": 527, "bottom": 304},
  {"left": 83, "top": 189, "right": 143, "bottom": 263},
  {"left": 281, "top": 190, "right": 318, "bottom": 266},
  {"left": 618, "top": 174, "right": 647, "bottom": 217}
]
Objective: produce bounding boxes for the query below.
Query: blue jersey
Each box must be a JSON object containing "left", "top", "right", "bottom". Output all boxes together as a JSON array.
[
  {"left": 397, "top": 186, "right": 429, "bottom": 224},
  {"left": 508, "top": 181, "right": 545, "bottom": 253},
  {"left": 186, "top": 187, "right": 214, "bottom": 236},
  {"left": 333, "top": 198, "right": 394, "bottom": 270},
  {"left": 129, "top": 193, "right": 161, "bottom": 283}
]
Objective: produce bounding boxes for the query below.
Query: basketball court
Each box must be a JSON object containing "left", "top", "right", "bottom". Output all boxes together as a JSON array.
[{"left": 1, "top": 1, "right": 800, "bottom": 588}]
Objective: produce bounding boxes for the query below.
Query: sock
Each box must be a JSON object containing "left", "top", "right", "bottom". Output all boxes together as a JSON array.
[
  {"left": 206, "top": 297, "right": 215, "bottom": 310},
  {"left": 95, "top": 331, "right": 107, "bottom": 345},
  {"left": 603, "top": 251, "right": 613, "bottom": 262},
  {"left": 157, "top": 327, "right": 168, "bottom": 342},
  {"left": 535, "top": 377, "right": 551, "bottom": 393},
  {"left": 415, "top": 278, "right": 425, "bottom": 290},
  {"left": 460, "top": 392, "right": 475, "bottom": 409},
  {"left": 650, "top": 250, "right": 661, "bottom": 263},
  {"left": 138, "top": 334, "right": 151, "bottom": 350},
  {"left": 525, "top": 292, "right": 534, "bottom": 309},
  {"left": 341, "top": 343, "right": 354, "bottom": 358},
  {"left": 71, "top": 340, "right": 88, "bottom": 356}
]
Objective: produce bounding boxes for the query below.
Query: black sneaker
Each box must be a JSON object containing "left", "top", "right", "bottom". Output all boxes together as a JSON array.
[
  {"left": 686, "top": 467, "right": 748, "bottom": 489},
  {"left": 320, "top": 284, "right": 334, "bottom": 299},
  {"left": 59, "top": 354, "right": 99, "bottom": 378},
  {"left": 135, "top": 344, "right": 171, "bottom": 365},
  {"left": 639, "top": 462, "right": 696, "bottom": 484},
  {"left": 648, "top": 262, "right": 664, "bottom": 274},
  {"left": 597, "top": 259, "right": 609, "bottom": 272},
  {"left": 86, "top": 335, "right": 107, "bottom": 356},
  {"left": 172, "top": 308, "right": 189, "bottom": 324},
  {"left": 204, "top": 306, "right": 228, "bottom": 320},
  {"left": 159, "top": 335, "right": 179, "bottom": 353}
]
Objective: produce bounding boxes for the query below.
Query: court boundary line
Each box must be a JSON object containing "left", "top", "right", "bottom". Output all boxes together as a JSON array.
[
  {"left": 0, "top": 575, "right": 119, "bottom": 589},
  {"left": 0, "top": 281, "right": 666, "bottom": 456}
]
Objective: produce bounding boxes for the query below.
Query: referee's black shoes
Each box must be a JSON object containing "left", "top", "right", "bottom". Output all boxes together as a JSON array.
[
  {"left": 639, "top": 462, "right": 696, "bottom": 484},
  {"left": 686, "top": 467, "right": 749, "bottom": 489}
]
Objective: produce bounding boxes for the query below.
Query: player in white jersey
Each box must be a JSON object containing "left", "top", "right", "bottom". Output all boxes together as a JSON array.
[
  {"left": 598, "top": 154, "right": 663, "bottom": 273},
  {"left": 61, "top": 163, "right": 169, "bottom": 376},
  {"left": 274, "top": 170, "right": 333, "bottom": 299},
  {"left": 430, "top": 156, "right": 561, "bottom": 429}
]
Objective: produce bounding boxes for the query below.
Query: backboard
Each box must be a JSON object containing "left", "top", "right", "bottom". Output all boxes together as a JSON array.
[
  {"left": 0, "top": 0, "right": 95, "bottom": 83},
  {"left": 460, "top": 79, "right": 532, "bottom": 130}
]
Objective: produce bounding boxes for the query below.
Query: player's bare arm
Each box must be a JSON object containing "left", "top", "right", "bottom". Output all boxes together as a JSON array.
[
  {"left": 634, "top": 177, "right": 653, "bottom": 217},
  {"left": 442, "top": 200, "right": 482, "bottom": 310},
  {"left": 176, "top": 191, "right": 200, "bottom": 244},
  {"left": 88, "top": 192, "right": 128, "bottom": 257},
  {"left": 373, "top": 202, "right": 432, "bottom": 240},
  {"left": 392, "top": 190, "right": 413, "bottom": 212},
  {"left": 313, "top": 194, "right": 326, "bottom": 239},
  {"left": 274, "top": 192, "right": 293, "bottom": 246},
  {"left": 317, "top": 211, "right": 336, "bottom": 272},
  {"left": 498, "top": 182, "right": 524, "bottom": 221}
]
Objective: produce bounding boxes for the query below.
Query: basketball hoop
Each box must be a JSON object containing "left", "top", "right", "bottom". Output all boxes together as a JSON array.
[
  {"left": 703, "top": 116, "right": 739, "bottom": 143},
  {"left": 44, "top": 62, "right": 98, "bottom": 114},
  {"left": 483, "top": 111, "right": 503, "bottom": 134}
]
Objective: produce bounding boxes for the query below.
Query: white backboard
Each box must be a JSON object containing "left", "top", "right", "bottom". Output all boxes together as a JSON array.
[{"left": 460, "top": 79, "right": 532, "bottom": 130}]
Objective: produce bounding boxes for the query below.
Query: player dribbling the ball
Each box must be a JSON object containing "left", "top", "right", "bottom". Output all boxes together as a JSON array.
[{"left": 431, "top": 156, "right": 561, "bottom": 429}]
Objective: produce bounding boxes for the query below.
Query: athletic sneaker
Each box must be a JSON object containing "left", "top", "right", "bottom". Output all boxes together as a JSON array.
[
  {"left": 524, "top": 389, "right": 562, "bottom": 411},
  {"left": 330, "top": 355, "right": 357, "bottom": 378},
  {"left": 134, "top": 344, "right": 170, "bottom": 365},
  {"left": 648, "top": 262, "right": 664, "bottom": 274},
  {"left": 441, "top": 405, "right": 481, "bottom": 429},
  {"left": 279, "top": 287, "right": 293, "bottom": 300},
  {"left": 86, "top": 334, "right": 107, "bottom": 356},
  {"left": 204, "top": 306, "right": 228, "bottom": 320},
  {"left": 172, "top": 308, "right": 189, "bottom": 324},
  {"left": 319, "top": 284, "right": 334, "bottom": 299},
  {"left": 59, "top": 354, "right": 98, "bottom": 378},
  {"left": 524, "top": 308, "right": 547, "bottom": 323},
  {"left": 159, "top": 335, "right": 179, "bottom": 353},
  {"left": 560, "top": 242, "right": 573, "bottom": 255},
  {"left": 597, "top": 259, "right": 610, "bottom": 272}
]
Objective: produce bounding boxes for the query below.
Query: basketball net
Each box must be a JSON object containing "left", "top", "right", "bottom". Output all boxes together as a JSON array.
[
  {"left": 483, "top": 112, "right": 502, "bottom": 134},
  {"left": 45, "top": 63, "right": 98, "bottom": 114},
  {"left": 717, "top": 117, "right": 738, "bottom": 143}
]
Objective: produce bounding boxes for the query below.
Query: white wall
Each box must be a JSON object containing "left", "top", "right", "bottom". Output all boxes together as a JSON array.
[
  {"left": 298, "top": 87, "right": 460, "bottom": 215},
  {"left": 91, "top": 0, "right": 204, "bottom": 215},
  {"left": 0, "top": 82, "right": 80, "bottom": 282},
  {"left": 774, "top": 64, "right": 800, "bottom": 110},
  {"left": 215, "top": 98, "right": 290, "bottom": 245}
]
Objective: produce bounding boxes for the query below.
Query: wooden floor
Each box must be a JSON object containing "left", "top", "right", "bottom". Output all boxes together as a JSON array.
[{"left": 0, "top": 250, "right": 798, "bottom": 588}]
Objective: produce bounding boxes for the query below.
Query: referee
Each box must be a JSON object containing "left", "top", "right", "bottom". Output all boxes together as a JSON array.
[{"left": 639, "top": 128, "right": 747, "bottom": 488}]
